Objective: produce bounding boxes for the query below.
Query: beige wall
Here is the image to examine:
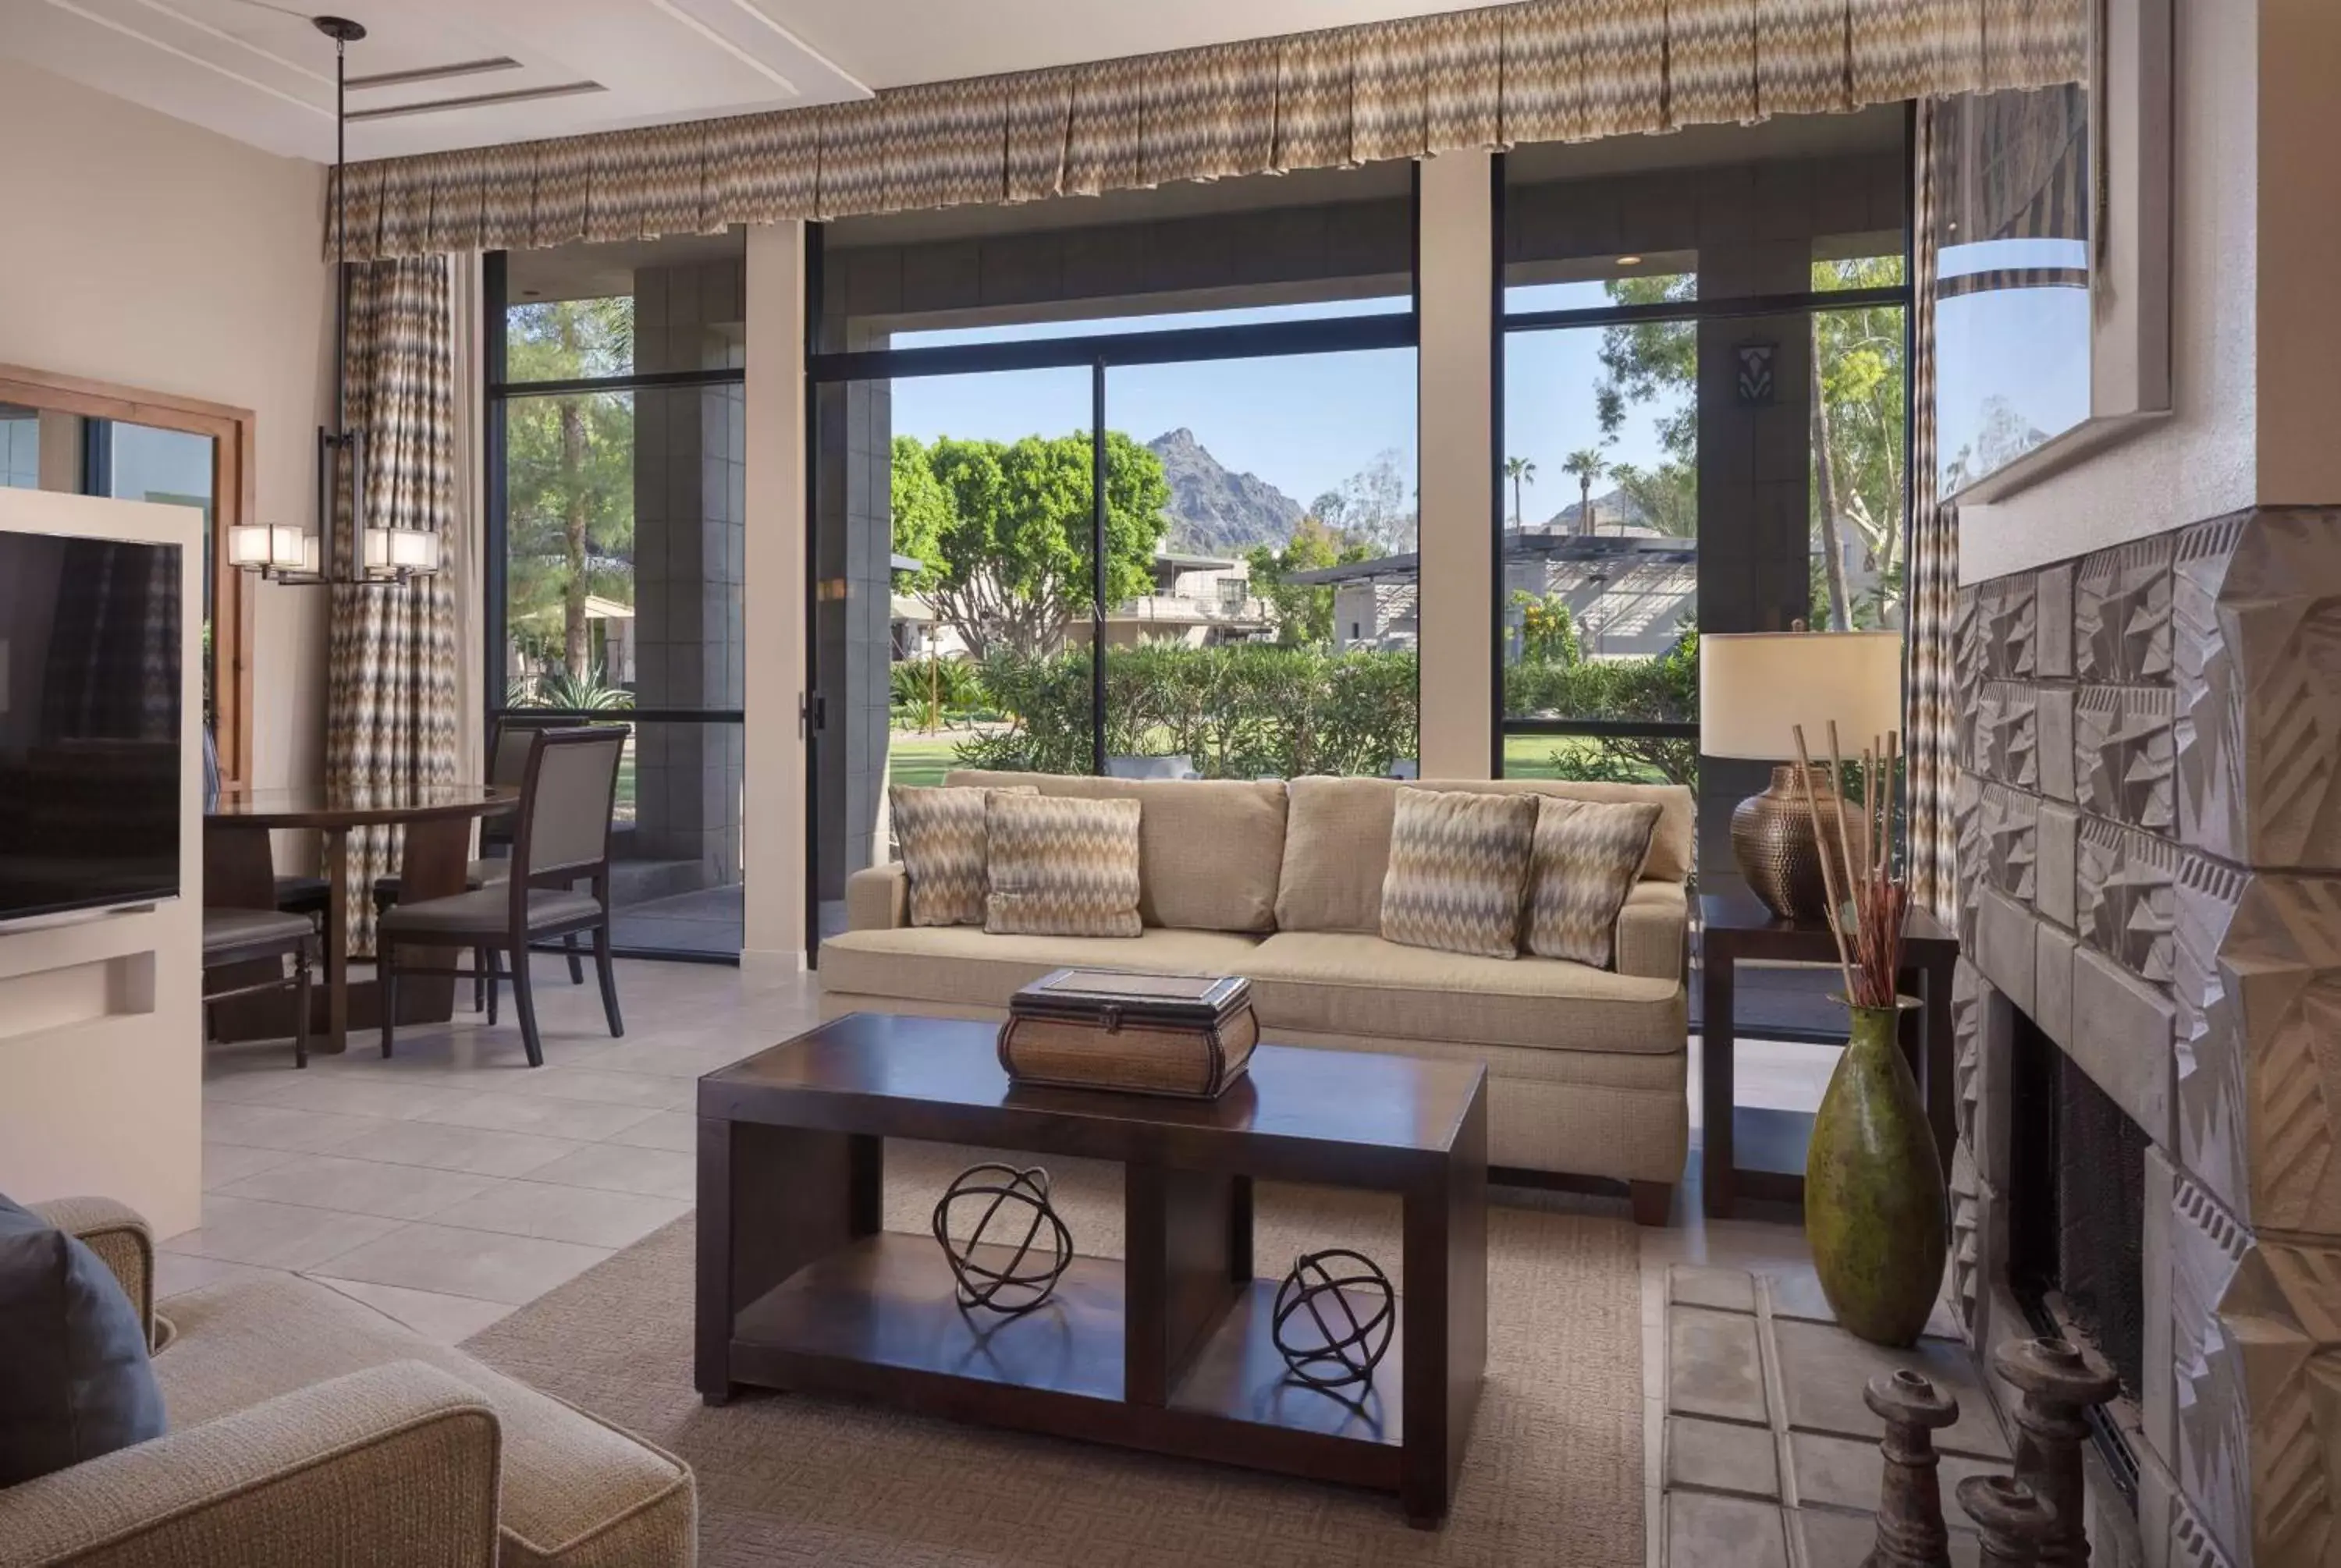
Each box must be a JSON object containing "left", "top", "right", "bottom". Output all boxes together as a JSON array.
[
  {"left": 743, "top": 221, "right": 810, "bottom": 970},
  {"left": 1959, "top": 0, "right": 2336, "bottom": 580},
  {"left": 0, "top": 489, "right": 206, "bottom": 1236},
  {"left": 0, "top": 57, "right": 332, "bottom": 798}
]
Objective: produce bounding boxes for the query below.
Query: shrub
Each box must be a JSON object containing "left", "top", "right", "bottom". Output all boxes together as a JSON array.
[
  {"left": 890, "top": 656, "right": 987, "bottom": 728},
  {"left": 963, "top": 644, "right": 1419, "bottom": 779}
]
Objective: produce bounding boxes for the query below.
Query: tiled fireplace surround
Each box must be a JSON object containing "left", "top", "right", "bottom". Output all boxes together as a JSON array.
[{"left": 1950, "top": 507, "right": 2341, "bottom": 1568}]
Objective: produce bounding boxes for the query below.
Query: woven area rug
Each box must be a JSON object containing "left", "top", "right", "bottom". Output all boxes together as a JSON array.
[{"left": 464, "top": 1143, "right": 1645, "bottom": 1566}]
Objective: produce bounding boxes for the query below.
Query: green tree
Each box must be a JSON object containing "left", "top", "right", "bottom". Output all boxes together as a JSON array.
[
  {"left": 1503, "top": 456, "right": 1536, "bottom": 527},
  {"left": 1810, "top": 257, "right": 1909, "bottom": 628},
  {"left": 1244, "top": 514, "right": 1370, "bottom": 647},
  {"left": 1511, "top": 590, "right": 1581, "bottom": 665},
  {"left": 1607, "top": 459, "right": 1698, "bottom": 537},
  {"left": 1561, "top": 448, "right": 1607, "bottom": 535},
  {"left": 503, "top": 297, "right": 635, "bottom": 679},
  {"left": 890, "top": 431, "right": 1171, "bottom": 659}
]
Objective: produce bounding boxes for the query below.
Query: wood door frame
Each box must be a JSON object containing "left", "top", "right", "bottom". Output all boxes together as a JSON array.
[{"left": 0, "top": 364, "right": 260, "bottom": 787}]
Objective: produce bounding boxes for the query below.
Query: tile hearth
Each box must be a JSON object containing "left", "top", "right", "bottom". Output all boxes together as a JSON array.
[{"left": 1657, "top": 1265, "right": 2010, "bottom": 1568}]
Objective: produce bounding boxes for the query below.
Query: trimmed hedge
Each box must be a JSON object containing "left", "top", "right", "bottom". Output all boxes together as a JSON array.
[{"left": 949, "top": 633, "right": 1697, "bottom": 786}]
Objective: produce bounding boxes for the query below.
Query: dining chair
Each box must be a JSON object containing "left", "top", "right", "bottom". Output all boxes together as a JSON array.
[
  {"left": 373, "top": 712, "right": 584, "bottom": 997},
  {"left": 375, "top": 727, "right": 629, "bottom": 1068},
  {"left": 201, "top": 908, "right": 317, "bottom": 1068}
]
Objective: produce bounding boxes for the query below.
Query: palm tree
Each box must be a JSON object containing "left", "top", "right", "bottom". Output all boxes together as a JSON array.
[
  {"left": 1562, "top": 449, "right": 1606, "bottom": 536},
  {"left": 1502, "top": 456, "right": 1536, "bottom": 529}
]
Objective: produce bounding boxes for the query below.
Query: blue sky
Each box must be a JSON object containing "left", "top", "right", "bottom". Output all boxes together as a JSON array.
[
  {"left": 886, "top": 296, "right": 1682, "bottom": 527},
  {"left": 1934, "top": 237, "right": 2091, "bottom": 479}
]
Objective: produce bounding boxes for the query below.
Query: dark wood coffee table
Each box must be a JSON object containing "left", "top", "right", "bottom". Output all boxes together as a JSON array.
[{"left": 696, "top": 1012, "right": 1488, "bottom": 1525}]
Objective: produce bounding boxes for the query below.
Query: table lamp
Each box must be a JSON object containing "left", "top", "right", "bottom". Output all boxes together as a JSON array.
[{"left": 1699, "top": 630, "right": 1903, "bottom": 921}]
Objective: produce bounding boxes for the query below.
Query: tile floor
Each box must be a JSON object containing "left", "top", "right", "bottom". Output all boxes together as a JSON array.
[{"left": 188, "top": 954, "right": 1874, "bottom": 1562}]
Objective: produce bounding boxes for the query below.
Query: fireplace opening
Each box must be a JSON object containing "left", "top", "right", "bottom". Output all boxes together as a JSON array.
[{"left": 2006, "top": 1008, "right": 2146, "bottom": 1495}]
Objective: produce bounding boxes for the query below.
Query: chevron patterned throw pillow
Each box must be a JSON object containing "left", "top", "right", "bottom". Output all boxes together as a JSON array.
[
  {"left": 893, "top": 783, "right": 1036, "bottom": 927},
  {"left": 1522, "top": 796, "right": 1664, "bottom": 967},
  {"left": 1377, "top": 787, "right": 1540, "bottom": 960},
  {"left": 984, "top": 793, "right": 1144, "bottom": 938}
]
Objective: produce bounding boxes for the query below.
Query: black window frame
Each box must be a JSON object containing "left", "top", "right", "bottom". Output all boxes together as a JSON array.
[
  {"left": 481, "top": 246, "right": 750, "bottom": 966},
  {"left": 802, "top": 168, "right": 1426, "bottom": 954},
  {"left": 1486, "top": 134, "right": 1919, "bottom": 778}
]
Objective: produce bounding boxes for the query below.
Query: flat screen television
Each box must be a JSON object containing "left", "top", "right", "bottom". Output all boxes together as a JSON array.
[{"left": 0, "top": 530, "right": 183, "bottom": 926}]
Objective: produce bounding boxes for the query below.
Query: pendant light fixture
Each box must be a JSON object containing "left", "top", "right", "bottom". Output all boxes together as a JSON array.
[{"left": 229, "top": 14, "right": 437, "bottom": 584}]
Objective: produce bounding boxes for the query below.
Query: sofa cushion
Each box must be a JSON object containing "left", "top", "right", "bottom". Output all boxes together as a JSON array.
[
  {"left": 156, "top": 1275, "right": 692, "bottom": 1567},
  {"left": 983, "top": 792, "right": 1143, "bottom": 937},
  {"left": 818, "top": 924, "right": 1267, "bottom": 1010},
  {"left": 1276, "top": 775, "right": 1693, "bottom": 933},
  {"left": 0, "top": 1195, "right": 166, "bottom": 1486},
  {"left": 1377, "top": 788, "right": 1538, "bottom": 959},
  {"left": 947, "top": 771, "right": 1286, "bottom": 933},
  {"left": 1241, "top": 931, "right": 1686, "bottom": 1055},
  {"left": 1524, "top": 797, "right": 1665, "bottom": 967},
  {"left": 892, "top": 782, "right": 1032, "bottom": 927}
]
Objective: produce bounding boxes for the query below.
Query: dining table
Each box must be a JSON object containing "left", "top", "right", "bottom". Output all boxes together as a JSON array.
[{"left": 204, "top": 782, "right": 517, "bottom": 1055}]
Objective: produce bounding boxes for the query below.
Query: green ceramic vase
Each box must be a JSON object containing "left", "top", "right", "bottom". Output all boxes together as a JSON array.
[{"left": 1805, "top": 998, "right": 1948, "bottom": 1348}]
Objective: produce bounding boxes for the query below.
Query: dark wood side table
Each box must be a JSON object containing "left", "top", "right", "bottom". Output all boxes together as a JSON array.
[
  {"left": 698, "top": 1013, "right": 1487, "bottom": 1526},
  {"left": 1698, "top": 888, "right": 1959, "bottom": 1218}
]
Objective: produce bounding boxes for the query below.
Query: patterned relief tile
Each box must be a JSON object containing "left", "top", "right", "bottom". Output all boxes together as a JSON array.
[
  {"left": 2077, "top": 686, "right": 2177, "bottom": 832},
  {"left": 2076, "top": 534, "right": 2176, "bottom": 683},
  {"left": 2037, "top": 562, "right": 2076, "bottom": 679},
  {"left": 1980, "top": 781, "right": 2039, "bottom": 903},
  {"left": 2176, "top": 865, "right": 2341, "bottom": 1236},
  {"left": 1954, "top": 768, "right": 1985, "bottom": 953},
  {"left": 2176, "top": 508, "right": 2341, "bottom": 870},
  {"left": 1982, "top": 573, "right": 2037, "bottom": 679},
  {"left": 1973, "top": 681, "right": 2039, "bottom": 789},
  {"left": 2169, "top": 1163, "right": 2341, "bottom": 1568},
  {"left": 2078, "top": 814, "right": 2180, "bottom": 984}
]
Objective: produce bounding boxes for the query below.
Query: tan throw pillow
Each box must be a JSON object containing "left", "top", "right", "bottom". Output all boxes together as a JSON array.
[
  {"left": 1523, "top": 797, "right": 1665, "bottom": 967},
  {"left": 891, "top": 784, "right": 1034, "bottom": 928},
  {"left": 1377, "top": 787, "right": 1540, "bottom": 960},
  {"left": 985, "top": 793, "right": 1144, "bottom": 938}
]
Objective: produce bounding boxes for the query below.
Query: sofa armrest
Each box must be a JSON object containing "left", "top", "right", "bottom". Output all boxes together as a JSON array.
[
  {"left": 845, "top": 862, "right": 909, "bottom": 930},
  {"left": 0, "top": 1362, "right": 502, "bottom": 1568},
  {"left": 27, "top": 1198, "right": 154, "bottom": 1351},
  {"left": 1615, "top": 881, "right": 1688, "bottom": 981}
]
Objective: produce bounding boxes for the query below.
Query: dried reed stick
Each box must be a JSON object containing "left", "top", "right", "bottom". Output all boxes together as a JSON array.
[{"left": 1791, "top": 722, "right": 1857, "bottom": 1000}]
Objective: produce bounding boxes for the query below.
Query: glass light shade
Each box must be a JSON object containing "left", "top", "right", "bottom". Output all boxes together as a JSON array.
[
  {"left": 1698, "top": 631, "right": 1904, "bottom": 761},
  {"left": 362, "top": 527, "right": 391, "bottom": 572},
  {"left": 388, "top": 528, "right": 437, "bottom": 570},
  {"left": 268, "top": 526, "right": 311, "bottom": 570},
  {"left": 227, "top": 524, "right": 272, "bottom": 566},
  {"left": 300, "top": 534, "right": 320, "bottom": 576}
]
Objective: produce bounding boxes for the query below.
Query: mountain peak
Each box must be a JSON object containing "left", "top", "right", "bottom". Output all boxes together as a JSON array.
[{"left": 1146, "top": 429, "right": 1301, "bottom": 554}]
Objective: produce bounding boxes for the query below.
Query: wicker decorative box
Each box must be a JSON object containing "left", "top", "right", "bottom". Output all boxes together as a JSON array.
[{"left": 1000, "top": 969, "right": 1256, "bottom": 1099}]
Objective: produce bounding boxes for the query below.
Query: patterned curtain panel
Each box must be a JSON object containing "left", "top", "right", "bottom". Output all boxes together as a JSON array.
[
  {"left": 329, "top": 0, "right": 2090, "bottom": 261},
  {"left": 1903, "top": 98, "right": 1958, "bottom": 923},
  {"left": 325, "top": 254, "right": 461, "bottom": 953}
]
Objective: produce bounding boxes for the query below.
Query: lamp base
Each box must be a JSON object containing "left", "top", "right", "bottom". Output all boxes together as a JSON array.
[{"left": 1731, "top": 763, "right": 1865, "bottom": 923}]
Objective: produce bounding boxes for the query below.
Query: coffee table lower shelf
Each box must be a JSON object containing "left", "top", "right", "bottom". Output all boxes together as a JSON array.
[{"left": 724, "top": 1233, "right": 1406, "bottom": 1495}]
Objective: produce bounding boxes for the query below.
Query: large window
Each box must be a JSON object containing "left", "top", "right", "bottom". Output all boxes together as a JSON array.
[
  {"left": 1497, "top": 115, "right": 1913, "bottom": 1040},
  {"left": 485, "top": 232, "right": 747, "bottom": 960},
  {"left": 808, "top": 165, "right": 1419, "bottom": 944}
]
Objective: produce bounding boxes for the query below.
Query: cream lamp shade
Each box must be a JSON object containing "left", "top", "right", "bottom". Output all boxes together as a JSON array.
[{"left": 1699, "top": 630, "right": 1904, "bottom": 760}]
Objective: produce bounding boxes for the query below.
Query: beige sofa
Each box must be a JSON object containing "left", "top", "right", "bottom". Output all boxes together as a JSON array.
[
  {"left": 821, "top": 772, "right": 1692, "bottom": 1221},
  {"left": 0, "top": 1198, "right": 695, "bottom": 1568}
]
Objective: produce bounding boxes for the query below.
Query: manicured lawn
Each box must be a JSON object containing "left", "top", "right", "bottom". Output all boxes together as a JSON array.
[
  {"left": 1501, "top": 733, "right": 1670, "bottom": 784},
  {"left": 887, "top": 734, "right": 961, "bottom": 789}
]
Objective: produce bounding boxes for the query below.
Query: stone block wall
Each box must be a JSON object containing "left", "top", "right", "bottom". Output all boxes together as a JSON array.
[{"left": 1949, "top": 507, "right": 2341, "bottom": 1568}]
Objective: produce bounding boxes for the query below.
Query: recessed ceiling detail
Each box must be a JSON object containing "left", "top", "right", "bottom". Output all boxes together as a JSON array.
[{"left": 2, "top": 0, "right": 1499, "bottom": 162}]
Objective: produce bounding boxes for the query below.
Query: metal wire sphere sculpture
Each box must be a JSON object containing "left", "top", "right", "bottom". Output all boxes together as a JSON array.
[
  {"left": 931, "top": 1163, "right": 1074, "bottom": 1316},
  {"left": 1270, "top": 1249, "right": 1396, "bottom": 1390}
]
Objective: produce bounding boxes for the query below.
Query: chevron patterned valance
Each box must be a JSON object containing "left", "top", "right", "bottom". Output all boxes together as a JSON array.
[{"left": 329, "top": 0, "right": 2088, "bottom": 261}]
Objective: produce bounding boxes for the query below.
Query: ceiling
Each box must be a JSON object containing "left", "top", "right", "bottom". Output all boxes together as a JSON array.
[{"left": 0, "top": 0, "right": 1497, "bottom": 164}]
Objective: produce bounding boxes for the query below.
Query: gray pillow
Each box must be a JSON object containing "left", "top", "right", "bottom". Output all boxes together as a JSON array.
[{"left": 0, "top": 1195, "right": 166, "bottom": 1486}]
